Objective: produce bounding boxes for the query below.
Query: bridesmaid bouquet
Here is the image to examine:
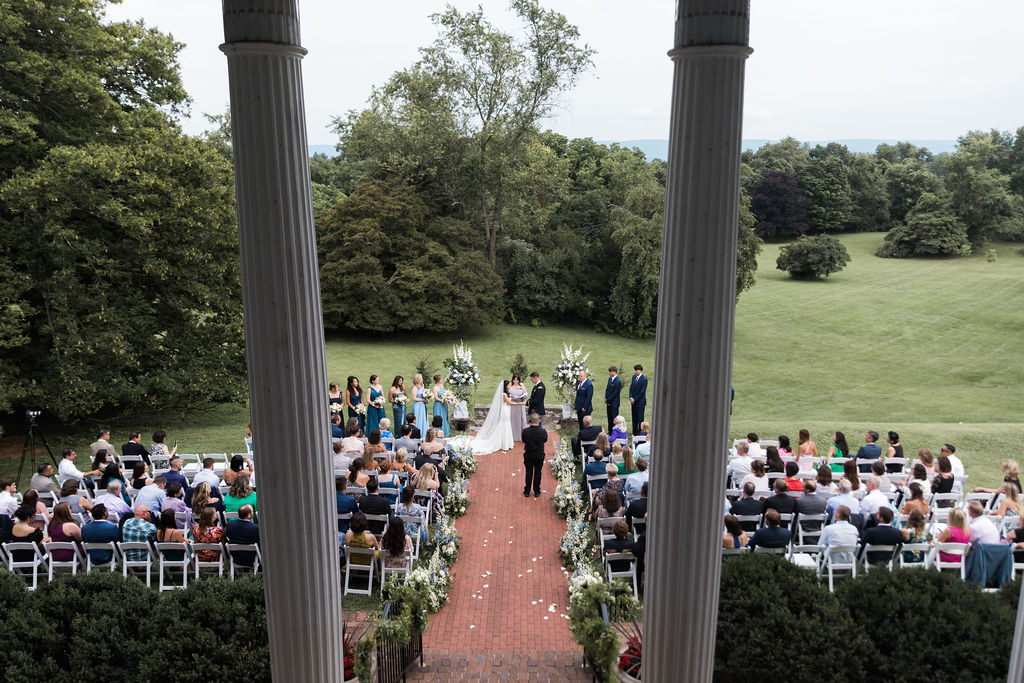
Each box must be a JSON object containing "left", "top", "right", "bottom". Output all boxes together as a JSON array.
[
  {"left": 442, "top": 394, "right": 458, "bottom": 407},
  {"left": 370, "top": 395, "right": 385, "bottom": 409},
  {"left": 394, "top": 394, "right": 408, "bottom": 406},
  {"left": 353, "top": 403, "right": 366, "bottom": 415},
  {"left": 330, "top": 403, "right": 343, "bottom": 415}
]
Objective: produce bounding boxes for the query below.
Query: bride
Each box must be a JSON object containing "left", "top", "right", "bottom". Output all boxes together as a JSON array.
[{"left": 472, "top": 380, "right": 514, "bottom": 454}]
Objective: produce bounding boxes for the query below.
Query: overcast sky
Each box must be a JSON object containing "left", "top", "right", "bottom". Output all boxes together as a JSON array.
[{"left": 105, "top": 0, "right": 1024, "bottom": 145}]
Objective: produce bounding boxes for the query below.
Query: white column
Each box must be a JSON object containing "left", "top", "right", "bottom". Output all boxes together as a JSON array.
[
  {"left": 643, "top": 2, "right": 751, "bottom": 681},
  {"left": 221, "top": 2, "right": 343, "bottom": 681},
  {"left": 1010, "top": 580, "right": 1024, "bottom": 682}
]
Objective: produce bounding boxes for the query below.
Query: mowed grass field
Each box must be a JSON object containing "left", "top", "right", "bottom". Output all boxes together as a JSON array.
[{"left": 2, "top": 233, "right": 1021, "bottom": 487}]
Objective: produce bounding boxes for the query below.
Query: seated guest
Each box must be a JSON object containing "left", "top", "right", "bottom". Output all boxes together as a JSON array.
[
  {"left": 393, "top": 424, "right": 419, "bottom": 455},
  {"left": 162, "top": 457, "right": 189, "bottom": 490},
  {"left": 856, "top": 430, "right": 883, "bottom": 471},
  {"left": 21, "top": 489, "right": 49, "bottom": 531},
  {"left": 623, "top": 458, "right": 648, "bottom": 498},
  {"left": 380, "top": 515, "right": 413, "bottom": 570},
  {"left": 573, "top": 415, "right": 604, "bottom": 456},
  {"left": 378, "top": 419, "right": 393, "bottom": 441},
  {"left": 162, "top": 482, "right": 188, "bottom": 527},
  {"left": 9, "top": 506, "right": 49, "bottom": 561},
  {"left": 596, "top": 464, "right": 624, "bottom": 505},
  {"left": 967, "top": 500, "right": 1000, "bottom": 544},
  {"left": 727, "top": 441, "right": 754, "bottom": 485},
  {"left": 190, "top": 507, "right": 225, "bottom": 564},
  {"left": 843, "top": 461, "right": 861, "bottom": 492},
  {"left": 777, "top": 435, "right": 793, "bottom": 459},
  {"left": 395, "top": 486, "right": 428, "bottom": 542},
  {"left": 94, "top": 480, "right": 132, "bottom": 520},
  {"left": 730, "top": 483, "right": 764, "bottom": 524},
  {"left": 88, "top": 449, "right": 116, "bottom": 489},
  {"left": 57, "top": 447, "right": 102, "bottom": 486},
  {"left": 226, "top": 504, "right": 260, "bottom": 567},
  {"left": 859, "top": 506, "right": 902, "bottom": 564},
  {"left": 915, "top": 448, "right": 936, "bottom": 475},
  {"left": 739, "top": 459, "right": 769, "bottom": 492},
  {"left": 404, "top": 413, "right": 422, "bottom": 440},
  {"left": 30, "top": 464, "right": 60, "bottom": 498},
  {"left": 899, "top": 482, "right": 930, "bottom": 516},
  {"left": 901, "top": 509, "right": 930, "bottom": 564},
  {"left": 782, "top": 461, "right": 803, "bottom": 496},
  {"left": 392, "top": 448, "right": 417, "bottom": 476},
  {"left": 634, "top": 424, "right": 651, "bottom": 460},
  {"left": 149, "top": 429, "right": 178, "bottom": 463},
  {"left": 415, "top": 435, "right": 447, "bottom": 484},
  {"left": 97, "top": 463, "right": 130, "bottom": 504},
  {"left": 121, "top": 431, "right": 151, "bottom": 465},
  {"left": 616, "top": 446, "right": 637, "bottom": 475},
  {"left": 0, "top": 478, "right": 17, "bottom": 518},
  {"left": 596, "top": 487, "right": 624, "bottom": 520},
  {"left": 974, "top": 459, "right": 1022, "bottom": 496},
  {"left": 723, "top": 514, "right": 748, "bottom": 549},
  {"left": 336, "top": 478, "right": 358, "bottom": 534},
  {"left": 825, "top": 478, "right": 861, "bottom": 520},
  {"left": 593, "top": 432, "right": 611, "bottom": 461},
  {"left": 223, "top": 474, "right": 257, "bottom": 515},
  {"left": 59, "top": 479, "right": 93, "bottom": 515},
  {"left": 361, "top": 446, "right": 381, "bottom": 471},
  {"left": 134, "top": 475, "right": 167, "bottom": 513},
  {"left": 90, "top": 428, "right": 117, "bottom": 459},
  {"left": 376, "top": 461, "right": 401, "bottom": 502},
  {"left": 47, "top": 502, "right": 82, "bottom": 562},
  {"left": 869, "top": 460, "right": 892, "bottom": 492},
  {"left": 344, "top": 511, "right": 378, "bottom": 567},
  {"left": 222, "top": 454, "right": 254, "bottom": 487},
  {"left": 340, "top": 419, "right": 364, "bottom": 455},
  {"left": 816, "top": 464, "right": 838, "bottom": 494},
  {"left": 902, "top": 462, "right": 929, "bottom": 492},
  {"left": 745, "top": 433, "right": 762, "bottom": 459},
  {"left": 367, "top": 430, "right": 386, "bottom": 454},
  {"left": 331, "top": 413, "right": 344, "bottom": 439},
  {"left": 748, "top": 509, "right": 790, "bottom": 550},
  {"left": 625, "top": 483, "right": 648, "bottom": 530},
  {"left": 795, "top": 480, "right": 827, "bottom": 515},
  {"left": 935, "top": 507, "right": 971, "bottom": 561},
  {"left": 190, "top": 481, "right": 223, "bottom": 519},
  {"left": 609, "top": 416, "right": 629, "bottom": 445},
  {"left": 763, "top": 479, "right": 795, "bottom": 523},
  {"left": 603, "top": 519, "right": 635, "bottom": 572},
  {"left": 80, "top": 504, "right": 120, "bottom": 564},
  {"left": 156, "top": 509, "right": 189, "bottom": 560},
  {"left": 819, "top": 505, "right": 859, "bottom": 563},
  {"left": 347, "top": 458, "right": 371, "bottom": 489},
  {"left": 420, "top": 429, "right": 446, "bottom": 458},
  {"left": 192, "top": 458, "right": 221, "bottom": 489},
  {"left": 931, "top": 456, "right": 955, "bottom": 495},
  {"left": 412, "top": 462, "right": 440, "bottom": 491},
  {"left": 583, "top": 450, "right": 609, "bottom": 493},
  {"left": 121, "top": 505, "right": 157, "bottom": 560},
  {"left": 859, "top": 476, "right": 890, "bottom": 519},
  {"left": 994, "top": 485, "right": 1024, "bottom": 518},
  {"left": 130, "top": 462, "right": 153, "bottom": 490},
  {"left": 765, "top": 446, "right": 784, "bottom": 474},
  {"left": 940, "top": 443, "right": 966, "bottom": 478},
  {"left": 358, "top": 479, "right": 391, "bottom": 534},
  {"left": 332, "top": 441, "right": 353, "bottom": 474}
]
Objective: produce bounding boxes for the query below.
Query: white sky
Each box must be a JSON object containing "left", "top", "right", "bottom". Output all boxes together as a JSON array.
[{"left": 105, "top": 0, "right": 1024, "bottom": 145}]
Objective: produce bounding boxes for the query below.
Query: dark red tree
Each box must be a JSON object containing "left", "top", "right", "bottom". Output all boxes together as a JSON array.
[{"left": 750, "top": 171, "right": 812, "bottom": 238}]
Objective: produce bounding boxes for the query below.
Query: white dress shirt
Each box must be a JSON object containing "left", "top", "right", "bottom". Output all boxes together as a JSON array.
[
  {"left": 970, "top": 515, "right": 1000, "bottom": 545},
  {"left": 58, "top": 458, "right": 87, "bottom": 485},
  {"left": 819, "top": 520, "right": 860, "bottom": 563}
]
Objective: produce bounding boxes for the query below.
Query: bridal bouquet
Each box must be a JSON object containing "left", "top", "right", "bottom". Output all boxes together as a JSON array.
[
  {"left": 444, "top": 341, "right": 481, "bottom": 402},
  {"left": 370, "top": 395, "right": 385, "bottom": 409},
  {"left": 552, "top": 343, "right": 590, "bottom": 402}
]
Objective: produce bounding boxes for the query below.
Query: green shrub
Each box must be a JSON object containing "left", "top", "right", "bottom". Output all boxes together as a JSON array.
[
  {"left": 835, "top": 569, "right": 1014, "bottom": 682},
  {"left": 876, "top": 193, "right": 971, "bottom": 258},
  {"left": 716, "top": 554, "right": 870, "bottom": 682},
  {"left": 776, "top": 234, "right": 851, "bottom": 279},
  {"left": 510, "top": 352, "right": 529, "bottom": 379}
]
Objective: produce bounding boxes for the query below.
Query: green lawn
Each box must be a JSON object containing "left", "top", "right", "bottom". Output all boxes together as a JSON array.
[{"left": 3, "top": 233, "right": 1021, "bottom": 487}]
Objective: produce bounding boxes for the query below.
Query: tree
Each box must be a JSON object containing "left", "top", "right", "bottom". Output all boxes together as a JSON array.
[
  {"left": 875, "top": 141, "right": 932, "bottom": 165},
  {"left": 798, "top": 154, "right": 852, "bottom": 233},
  {"left": 845, "top": 155, "right": 891, "bottom": 232},
  {"left": 776, "top": 235, "right": 851, "bottom": 279},
  {"left": 884, "top": 162, "right": 943, "bottom": 225},
  {"left": 876, "top": 192, "right": 971, "bottom": 258},
  {"left": 316, "top": 179, "right": 505, "bottom": 333},
  {"left": 609, "top": 208, "right": 662, "bottom": 337},
  {"left": 942, "top": 140, "right": 1019, "bottom": 244},
  {"left": 736, "top": 191, "right": 762, "bottom": 296},
  {"left": 750, "top": 171, "right": 811, "bottom": 238},
  {"left": 748, "top": 137, "right": 810, "bottom": 181}
]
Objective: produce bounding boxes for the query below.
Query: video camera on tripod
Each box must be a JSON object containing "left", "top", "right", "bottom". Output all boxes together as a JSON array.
[{"left": 16, "top": 408, "right": 57, "bottom": 485}]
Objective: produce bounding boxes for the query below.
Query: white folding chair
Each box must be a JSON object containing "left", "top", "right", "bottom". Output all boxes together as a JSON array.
[
  {"left": 343, "top": 547, "right": 377, "bottom": 595},
  {"left": 345, "top": 486, "right": 367, "bottom": 499},
  {"left": 226, "top": 543, "right": 262, "bottom": 578},
  {"left": 898, "top": 542, "right": 932, "bottom": 568},
  {"left": 930, "top": 492, "right": 962, "bottom": 509},
  {"left": 398, "top": 514, "right": 425, "bottom": 560},
  {"left": 586, "top": 475, "right": 607, "bottom": 502},
  {"left": 174, "top": 511, "right": 192, "bottom": 530},
  {"left": 118, "top": 542, "right": 156, "bottom": 586},
  {"left": 753, "top": 545, "right": 788, "bottom": 555},
  {"left": 962, "top": 491, "right": 993, "bottom": 510},
  {"left": 155, "top": 542, "right": 191, "bottom": 590},
  {"left": 788, "top": 544, "right": 821, "bottom": 569},
  {"left": 362, "top": 514, "right": 390, "bottom": 537},
  {"left": 596, "top": 517, "right": 619, "bottom": 544},
  {"left": 381, "top": 437, "right": 395, "bottom": 452},
  {"left": 858, "top": 544, "right": 898, "bottom": 572},
  {"left": 192, "top": 543, "right": 225, "bottom": 579},
  {"left": 82, "top": 542, "right": 119, "bottom": 572},
  {"left": 884, "top": 458, "right": 908, "bottom": 474},
  {"left": 733, "top": 515, "right": 762, "bottom": 533},
  {"left": 604, "top": 551, "right": 638, "bottom": 598},
  {"left": 380, "top": 549, "right": 412, "bottom": 584},
  {"left": 817, "top": 544, "right": 858, "bottom": 592},
  {"left": 929, "top": 542, "right": 968, "bottom": 579},
  {"left": 413, "top": 490, "right": 435, "bottom": 526},
  {"left": 796, "top": 514, "right": 827, "bottom": 545},
  {"left": 722, "top": 546, "right": 750, "bottom": 557},
  {"left": 4, "top": 542, "right": 48, "bottom": 590},
  {"left": 44, "top": 542, "right": 86, "bottom": 580}
]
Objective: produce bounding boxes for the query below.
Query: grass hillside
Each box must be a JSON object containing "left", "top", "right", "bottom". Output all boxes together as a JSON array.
[{"left": 2, "top": 233, "right": 1021, "bottom": 487}]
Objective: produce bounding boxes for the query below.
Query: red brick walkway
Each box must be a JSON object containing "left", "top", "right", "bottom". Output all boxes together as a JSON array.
[{"left": 408, "top": 433, "right": 591, "bottom": 681}]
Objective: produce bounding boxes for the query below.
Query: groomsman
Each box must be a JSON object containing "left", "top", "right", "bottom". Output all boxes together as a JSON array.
[
  {"left": 629, "top": 364, "right": 648, "bottom": 435},
  {"left": 574, "top": 370, "right": 594, "bottom": 427},
  {"left": 604, "top": 366, "right": 621, "bottom": 430}
]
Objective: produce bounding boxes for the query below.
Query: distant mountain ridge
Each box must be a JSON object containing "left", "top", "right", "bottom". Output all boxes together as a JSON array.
[{"left": 309, "top": 139, "right": 958, "bottom": 160}]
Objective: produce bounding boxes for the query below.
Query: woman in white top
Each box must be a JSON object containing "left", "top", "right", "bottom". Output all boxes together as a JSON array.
[{"left": 740, "top": 460, "right": 769, "bottom": 492}]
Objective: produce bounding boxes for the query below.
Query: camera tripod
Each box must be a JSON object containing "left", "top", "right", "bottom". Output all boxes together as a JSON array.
[{"left": 16, "top": 413, "right": 58, "bottom": 485}]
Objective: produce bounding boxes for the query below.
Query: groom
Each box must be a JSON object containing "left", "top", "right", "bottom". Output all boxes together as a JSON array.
[{"left": 528, "top": 372, "right": 546, "bottom": 417}]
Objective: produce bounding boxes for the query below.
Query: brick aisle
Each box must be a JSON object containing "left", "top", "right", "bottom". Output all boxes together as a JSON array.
[{"left": 407, "top": 433, "right": 591, "bottom": 681}]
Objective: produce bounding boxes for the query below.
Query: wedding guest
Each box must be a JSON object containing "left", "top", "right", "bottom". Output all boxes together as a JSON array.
[
  {"left": 347, "top": 458, "right": 371, "bottom": 488},
  {"left": 225, "top": 505, "right": 260, "bottom": 567},
  {"left": 900, "top": 509, "right": 930, "bottom": 564},
  {"left": 377, "top": 461, "right": 401, "bottom": 502},
  {"left": 574, "top": 415, "right": 604, "bottom": 458},
  {"left": 223, "top": 454, "right": 254, "bottom": 487},
  {"left": 121, "top": 431, "right": 151, "bottom": 465},
  {"left": 411, "top": 374, "right": 428, "bottom": 438},
  {"left": 367, "top": 430, "right": 386, "bottom": 455},
  {"left": 420, "top": 429, "right": 446, "bottom": 459},
  {"left": 336, "top": 478, "right": 359, "bottom": 534},
  {"left": 596, "top": 487, "right": 624, "bottom": 520},
  {"left": 604, "top": 367, "right": 622, "bottom": 433},
  {"left": 431, "top": 374, "right": 451, "bottom": 437},
  {"left": 916, "top": 448, "right": 936, "bottom": 475},
  {"left": 21, "top": 489, "right": 50, "bottom": 531},
  {"left": 634, "top": 424, "right": 651, "bottom": 461},
  {"left": 9, "top": 506, "right": 49, "bottom": 560},
  {"left": 57, "top": 447, "right": 102, "bottom": 486},
  {"left": 97, "top": 462, "right": 128, "bottom": 497},
  {"left": 940, "top": 444, "right": 966, "bottom": 478},
  {"left": 330, "top": 414, "right": 344, "bottom": 439},
  {"left": 378, "top": 419, "right": 393, "bottom": 441},
  {"left": 190, "top": 507, "right": 225, "bottom": 564},
  {"left": 609, "top": 415, "right": 629, "bottom": 445},
  {"left": 90, "top": 428, "right": 117, "bottom": 459},
  {"left": 740, "top": 460, "right": 769, "bottom": 492},
  {"left": 387, "top": 376, "right": 406, "bottom": 432},
  {"left": 765, "top": 446, "right": 784, "bottom": 474},
  {"left": 994, "top": 485, "right": 1024, "bottom": 517},
  {"left": 190, "top": 481, "right": 223, "bottom": 518},
  {"left": 346, "top": 376, "right": 365, "bottom": 435},
  {"left": 163, "top": 482, "right": 188, "bottom": 527},
  {"left": 344, "top": 511, "right": 378, "bottom": 567},
  {"left": 903, "top": 462, "right": 929, "bottom": 491},
  {"left": 723, "top": 514, "right": 748, "bottom": 549},
  {"left": 47, "top": 502, "right": 82, "bottom": 562},
  {"left": 223, "top": 474, "right": 258, "bottom": 515},
  {"left": 870, "top": 460, "right": 893, "bottom": 492},
  {"left": 745, "top": 433, "right": 762, "bottom": 459},
  {"left": 782, "top": 462, "right": 803, "bottom": 496},
  {"left": 623, "top": 458, "right": 648, "bottom": 498},
  {"left": 80, "top": 504, "right": 120, "bottom": 565},
  {"left": 974, "top": 459, "right": 1022, "bottom": 496},
  {"left": 380, "top": 516, "right": 413, "bottom": 571},
  {"left": 163, "top": 456, "right": 189, "bottom": 491},
  {"left": 412, "top": 462, "right": 440, "bottom": 491},
  {"left": 58, "top": 479, "right": 92, "bottom": 515},
  {"left": 777, "top": 435, "right": 793, "bottom": 459},
  {"left": 396, "top": 486, "right": 428, "bottom": 542},
  {"left": 885, "top": 431, "right": 903, "bottom": 460},
  {"left": 131, "top": 462, "right": 153, "bottom": 490},
  {"left": 149, "top": 429, "right": 178, "bottom": 463},
  {"left": 816, "top": 464, "right": 838, "bottom": 494},
  {"left": 596, "top": 463, "right": 624, "bottom": 507},
  {"left": 899, "top": 482, "right": 930, "bottom": 516},
  {"left": 0, "top": 478, "right": 17, "bottom": 518},
  {"left": 393, "top": 448, "right": 418, "bottom": 476},
  {"left": 394, "top": 424, "right": 419, "bottom": 455},
  {"left": 29, "top": 464, "right": 60, "bottom": 499},
  {"left": 617, "top": 446, "right": 637, "bottom": 475},
  {"left": 192, "top": 458, "right": 221, "bottom": 490},
  {"left": 935, "top": 507, "right": 971, "bottom": 561},
  {"left": 842, "top": 460, "right": 861, "bottom": 492},
  {"left": 340, "top": 419, "right": 363, "bottom": 455},
  {"left": 931, "top": 456, "right": 955, "bottom": 495},
  {"left": 797, "top": 429, "right": 819, "bottom": 459},
  {"left": 94, "top": 481, "right": 132, "bottom": 519},
  {"left": 156, "top": 508, "right": 190, "bottom": 560},
  {"left": 604, "top": 520, "right": 636, "bottom": 573}
]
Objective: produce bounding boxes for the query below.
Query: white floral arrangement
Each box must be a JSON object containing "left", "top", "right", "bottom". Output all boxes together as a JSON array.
[
  {"left": 446, "top": 435, "right": 474, "bottom": 458},
  {"left": 560, "top": 513, "right": 598, "bottom": 573},
  {"left": 431, "top": 513, "right": 461, "bottom": 566},
  {"left": 444, "top": 478, "right": 470, "bottom": 518},
  {"left": 549, "top": 443, "right": 578, "bottom": 481},
  {"left": 444, "top": 341, "right": 481, "bottom": 402},
  {"left": 442, "top": 393, "right": 458, "bottom": 407},
  {"left": 554, "top": 478, "right": 587, "bottom": 519},
  {"left": 568, "top": 566, "right": 604, "bottom": 599},
  {"left": 330, "top": 402, "right": 343, "bottom": 415},
  {"left": 370, "top": 395, "right": 385, "bottom": 409},
  {"left": 552, "top": 343, "right": 590, "bottom": 402},
  {"left": 405, "top": 552, "right": 451, "bottom": 613},
  {"left": 445, "top": 437, "right": 478, "bottom": 479},
  {"left": 353, "top": 403, "right": 366, "bottom": 415},
  {"left": 394, "top": 393, "right": 408, "bottom": 406}
]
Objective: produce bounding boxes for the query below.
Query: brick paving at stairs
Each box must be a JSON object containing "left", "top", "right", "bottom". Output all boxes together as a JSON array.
[{"left": 407, "top": 433, "right": 591, "bottom": 681}]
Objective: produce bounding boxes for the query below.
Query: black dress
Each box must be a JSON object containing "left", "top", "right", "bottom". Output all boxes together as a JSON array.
[{"left": 10, "top": 528, "right": 44, "bottom": 562}]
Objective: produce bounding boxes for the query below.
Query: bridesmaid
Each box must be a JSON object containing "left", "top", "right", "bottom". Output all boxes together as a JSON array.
[
  {"left": 366, "top": 374, "right": 385, "bottom": 436},
  {"left": 388, "top": 376, "right": 406, "bottom": 431},
  {"left": 328, "top": 381, "right": 343, "bottom": 418},
  {"left": 431, "top": 373, "right": 451, "bottom": 437},
  {"left": 412, "top": 373, "right": 429, "bottom": 436},
  {"left": 346, "top": 376, "right": 365, "bottom": 436}
]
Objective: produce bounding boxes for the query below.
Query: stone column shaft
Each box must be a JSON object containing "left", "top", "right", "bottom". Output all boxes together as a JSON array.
[
  {"left": 644, "top": 2, "right": 751, "bottom": 681},
  {"left": 221, "top": 2, "right": 343, "bottom": 681},
  {"left": 1010, "top": 580, "right": 1024, "bottom": 682}
]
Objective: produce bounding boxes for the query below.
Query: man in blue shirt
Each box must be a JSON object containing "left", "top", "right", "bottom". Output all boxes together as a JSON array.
[
  {"left": 162, "top": 456, "right": 189, "bottom": 490},
  {"left": 748, "top": 509, "right": 791, "bottom": 550},
  {"left": 604, "top": 366, "right": 621, "bottom": 433},
  {"left": 330, "top": 414, "right": 344, "bottom": 439},
  {"left": 336, "top": 477, "right": 358, "bottom": 533},
  {"left": 856, "top": 430, "right": 882, "bottom": 473},
  {"left": 629, "top": 365, "right": 648, "bottom": 435},
  {"left": 80, "top": 504, "right": 120, "bottom": 565},
  {"left": 582, "top": 449, "right": 610, "bottom": 498},
  {"left": 133, "top": 475, "right": 167, "bottom": 514}
]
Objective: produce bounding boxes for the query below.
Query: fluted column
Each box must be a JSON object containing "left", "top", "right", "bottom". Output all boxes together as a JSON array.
[
  {"left": 221, "top": 2, "right": 343, "bottom": 681},
  {"left": 644, "top": 2, "right": 751, "bottom": 681}
]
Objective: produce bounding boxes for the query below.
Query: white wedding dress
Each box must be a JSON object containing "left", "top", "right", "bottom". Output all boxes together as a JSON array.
[{"left": 472, "top": 381, "right": 514, "bottom": 454}]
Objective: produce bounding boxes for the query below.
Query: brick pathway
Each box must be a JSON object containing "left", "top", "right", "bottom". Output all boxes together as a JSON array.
[{"left": 408, "top": 433, "right": 591, "bottom": 681}]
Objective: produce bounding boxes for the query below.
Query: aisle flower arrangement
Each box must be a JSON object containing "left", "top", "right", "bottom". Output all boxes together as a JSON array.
[
  {"left": 552, "top": 343, "right": 590, "bottom": 402},
  {"left": 444, "top": 477, "right": 470, "bottom": 518},
  {"left": 551, "top": 443, "right": 587, "bottom": 518},
  {"left": 446, "top": 436, "right": 479, "bottom": 479},
  {"left": 432, "top": 512, "right": 461, "bottom": 566},
  {"left": 444, "top": 341, "right": 481, "bottom": 402},
  {"left": 560, "top": 513, "right": 598, "bottom": 575}
]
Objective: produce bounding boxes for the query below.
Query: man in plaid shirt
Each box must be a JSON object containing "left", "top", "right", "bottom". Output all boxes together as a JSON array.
[{"left": 121, "top": 504, "right": 157, "bottom": 560}]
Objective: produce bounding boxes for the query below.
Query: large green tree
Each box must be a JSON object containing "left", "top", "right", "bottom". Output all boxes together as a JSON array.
[
  {"left": 798, "top": 154, "right": 852, "bottom": 233},
  {"left": 876, "top": 192, "right": 971, "bottom": 258}
]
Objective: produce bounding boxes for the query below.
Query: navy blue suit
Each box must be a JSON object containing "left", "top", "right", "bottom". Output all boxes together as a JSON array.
[
  {"left": 226, "top": 519, "right": 260, "bottom": 567},
  {"left": 748, "top": 525, "right": 791, "bottom": 550},
  {"left": 574, "top": 378, "right": 594, "bottom": 427},
  {"left": 629, "top": 373, "right": 647, "bottom": 434},
  {"left": 604, "top": 374, "right": 622, "bottom": 432}
]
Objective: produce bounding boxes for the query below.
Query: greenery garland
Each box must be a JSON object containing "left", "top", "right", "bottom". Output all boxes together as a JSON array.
[{"left": 568, "top": 574, "right": 641, "bottom": 681}]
